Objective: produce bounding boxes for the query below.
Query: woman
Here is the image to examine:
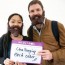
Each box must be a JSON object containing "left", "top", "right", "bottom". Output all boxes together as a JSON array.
[{"left": 0, "top": 13, "right": 29, "bottom": 65}]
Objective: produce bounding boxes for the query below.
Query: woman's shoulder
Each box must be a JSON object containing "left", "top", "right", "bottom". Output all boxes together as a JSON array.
[
  {"left": 0, "top": 33, "right": 8, "bottom": 43},
  {"left": 0, "top": 33, "right": 7, "bottom": 39}
]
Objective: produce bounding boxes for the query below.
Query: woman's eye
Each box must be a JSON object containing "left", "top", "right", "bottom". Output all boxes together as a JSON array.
[
  {"left": 10, "top": 20, "right": 14, "bottom": 23},
  {"left": 11, "top": 21, "right": 15, "bottom": 23},
  {"left": 18, "top": 21, "right": 22, "bottom": 23},
  {"left": 18, "top": 22, "right": 21, "bottom": 23}
]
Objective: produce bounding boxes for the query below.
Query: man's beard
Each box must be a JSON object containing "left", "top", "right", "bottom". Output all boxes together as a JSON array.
[
  {"left": 29, "top": 12, "right": 45, "bottom": 25},
  {"left": 8, "top": 25, "right": 22, "bottom": 37}
]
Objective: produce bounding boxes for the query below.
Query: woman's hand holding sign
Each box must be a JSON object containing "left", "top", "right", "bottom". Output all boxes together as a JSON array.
[
  {"left": 4, "top": 58, "right": 14, "bottom": 65},
  {"left": 4, "top": 58, "right": 27, "bottom": 65},
  {"left": 14, "top": 62, "right": 27, "bottom": 65}
]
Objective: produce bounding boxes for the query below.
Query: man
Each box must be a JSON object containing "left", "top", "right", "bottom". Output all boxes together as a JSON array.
[{"left": 27, "top": 0, "right": 65, "bottom": 65}]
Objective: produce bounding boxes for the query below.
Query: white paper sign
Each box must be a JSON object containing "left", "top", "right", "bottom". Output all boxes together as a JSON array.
[{"left": 10, "top": 40, "right": 43, "bottom": 64}]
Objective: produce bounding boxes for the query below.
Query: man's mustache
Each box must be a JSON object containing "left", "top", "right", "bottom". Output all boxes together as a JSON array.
[
  {"left": 31, "top": 15, "right": 41, "bottom": 20},
  {"left": 30, "top": 15, "right": 43, "bottom": 25}
]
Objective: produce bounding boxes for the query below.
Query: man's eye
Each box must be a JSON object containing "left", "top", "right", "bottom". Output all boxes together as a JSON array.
[
  {"left": 37, "top": 9, "right": 40, "bottom": 11},
  {"left": 30, "top": 10, "right": 34, "bottom": 13}
]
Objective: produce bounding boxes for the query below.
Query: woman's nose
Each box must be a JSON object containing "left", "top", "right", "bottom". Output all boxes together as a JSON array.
[{"left": 14, "top": 22, "right": 18, "bottom": 25}]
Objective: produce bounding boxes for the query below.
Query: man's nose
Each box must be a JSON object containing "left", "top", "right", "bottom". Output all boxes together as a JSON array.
[{"left": 33, "top": 11, "right": 38, "bottom": 15}]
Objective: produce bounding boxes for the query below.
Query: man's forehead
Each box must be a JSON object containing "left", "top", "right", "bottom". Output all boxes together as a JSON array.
[{"left": 29, "top": 4, "right": 42, "bottom": 10}]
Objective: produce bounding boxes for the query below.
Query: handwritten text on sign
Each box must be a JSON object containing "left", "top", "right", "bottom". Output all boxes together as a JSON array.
[{"left": 10, "top": 40, "right": 43, "bottom": 64}]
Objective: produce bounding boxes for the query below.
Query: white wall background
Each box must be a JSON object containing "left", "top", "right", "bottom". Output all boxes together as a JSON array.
[{"left": 0, "top": 0, "right": 65, "bottom": 37}]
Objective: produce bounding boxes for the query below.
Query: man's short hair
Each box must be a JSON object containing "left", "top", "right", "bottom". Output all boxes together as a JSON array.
[{"left": 28, "top": 0, "right": 43, "bottom": 11}]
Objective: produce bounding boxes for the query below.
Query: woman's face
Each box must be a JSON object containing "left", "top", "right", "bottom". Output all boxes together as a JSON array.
[
  {"left": 8, "top": 15, "right": 23, "bottom": 37},
  {"left": 9, "top": 15, "right": 23, "bottom": 27}
]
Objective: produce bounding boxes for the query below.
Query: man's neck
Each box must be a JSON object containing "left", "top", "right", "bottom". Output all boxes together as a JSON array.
[
  {"left": 35, "top": 18, "right": 45, "bottom": 29},
  {"left": 36, "top": 24, "right": 42, "bottom": 29}
]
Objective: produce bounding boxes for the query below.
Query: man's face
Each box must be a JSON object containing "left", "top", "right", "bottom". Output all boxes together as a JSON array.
[
  {"left": 29, "top": 4, "right": 45, "bottom": 25},
  {"left": 8, "top": 15, "right": 23, "bottom": 37}
]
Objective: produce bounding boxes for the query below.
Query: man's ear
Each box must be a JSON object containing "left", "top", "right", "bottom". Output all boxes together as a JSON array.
[
  {"left": 43, "top": 10, "right": 45, "bottom": 17},
  {"left": 29, "top": 15, "right": 30, "bottom": 18},
  {"left": 29, "top": 15, "right": 31, "bottom": 20}
]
